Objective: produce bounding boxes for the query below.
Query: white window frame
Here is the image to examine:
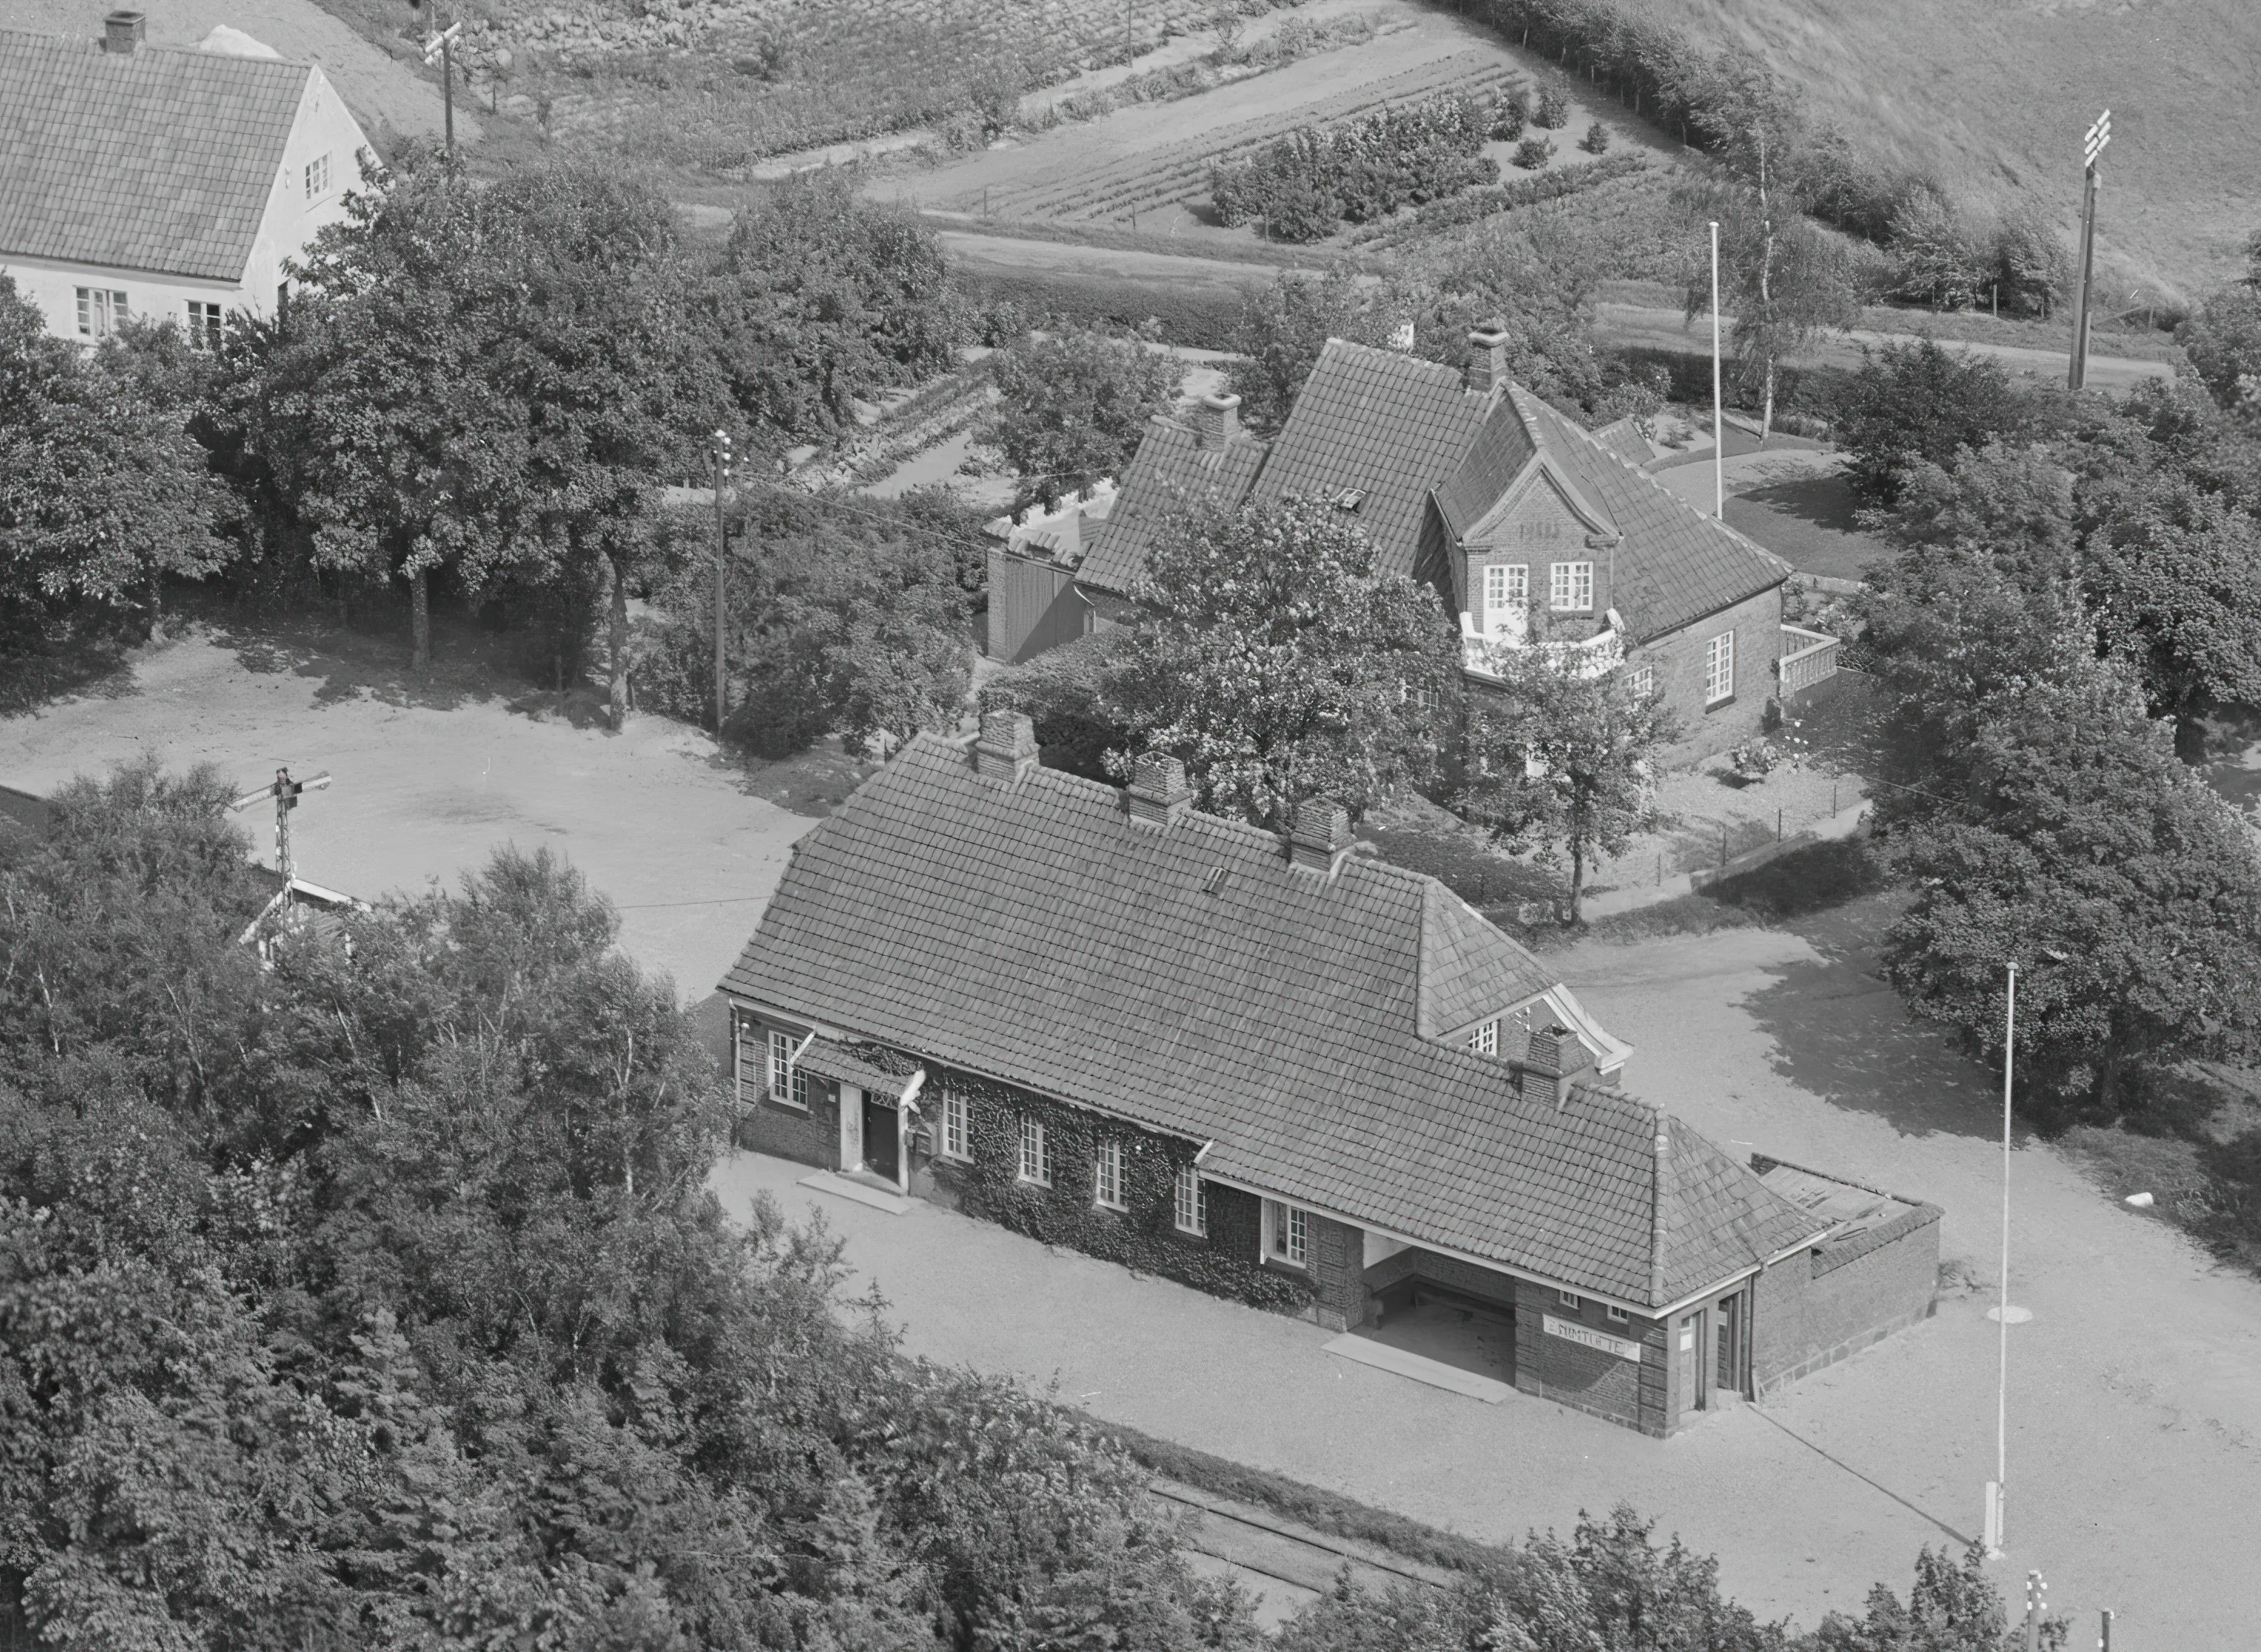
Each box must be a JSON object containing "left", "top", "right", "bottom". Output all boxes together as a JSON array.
[
  {"left": 1174, "top": 1166, "right": 1207, "bottom": 1236},
  {"left": 1606, "top": 1303, "right": 1630, "bottom": 1323},
  {"left": 1550, "top": 560, "right": 1594, "bottom": 612},
  {"left": 1482, "top": 562, "right": 1529, "bottom": 631},
  {"left": 1705, "top": 631, "right": 1735, "bottom": 704},
  {"left": 1093, "top": 1137, "right": 1126, "bottom": 1211},
  {"left": 1467, "top": 1018, "right": 1499, "bottom": 1055},
  {"left": 186, "top": 301, "right": 225, "bottom": 353},
  {"left": 75, "top": 287, "right": 128, "bottom": 338},
  {"left": 1264, "top": 1200, "right": 1309, "bottom": 1268},
  {"left": 1627, "top": 663, "right": 1655, "bottom": 701},
  {"left": 1017, "top": 1117, "right": 1051, "bottom": 1186},
  {"left": 766, "top": 1029, "right": 807, "bottom": 1109},
  {"left": 1557, "top": 1288, "right": 1582, "bottom": 1310},
  {"left": 939, "top": 1088, "right": 971, "bottom": 1160},
  {"left": 305, "top": 152, "right": 330, "bottom": 200}
]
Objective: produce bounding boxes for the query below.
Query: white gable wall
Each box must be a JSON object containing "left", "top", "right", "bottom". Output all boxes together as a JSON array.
[{"left": 0, "top": 63, "right": 371, "bottom": 344}]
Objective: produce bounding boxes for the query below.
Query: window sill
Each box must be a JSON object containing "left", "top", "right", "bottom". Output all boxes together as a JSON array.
[
  {"left": 1263, "top": 1256, "right": 1309, "bottom": 1272},
  {"left": 765, "top": 1094, "right": 810, "bottom": 1114},
  {"left": 1703, "top": 694, "right": 1736, "bottom": 712},
  {"left": 1094, "top": 1201, "right": 1128, "bottom": 1216},
  {"left": 937, "top": 1150, "right": 973, "bottom": 1165},
  {"left": 1017, "top": 1176, "right": 1052, "bottom": 1189},
  {"left": 1175, "top": 1224, "right": 1209, "bottom": 1240}
]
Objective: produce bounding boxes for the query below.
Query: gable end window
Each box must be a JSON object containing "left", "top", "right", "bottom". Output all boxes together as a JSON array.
[
  {"left": 1264, "top": 1200, "right": 1309, "bottom": 1268},
  {"left": 1704, "top": 631, "right": 1736, "bottom": 704},
  {"left": 939, "top": 1089, "right": 971, "bottom": 1160},
  {"left": 1550, "top": 560, "right": 1594, "bottom": 611},
  {"left": 1017, "top": 1117, "right": 1051, "bottom": 1185},
  {"left": 766, "top": 1029, "right": 808, "bottom": 1108},
  {"left": 1174, "top": 1167, "right": 1207, "bottom": 1236},
  {"left": 305, "top": 152, "right": 331, "bottom": 199},
  {"left": 1482, "top": 562, "right": 1528, "bottom": 631},
  {"left": 1467, "top": 1018, "right": 1499, "bottom": 1055}
]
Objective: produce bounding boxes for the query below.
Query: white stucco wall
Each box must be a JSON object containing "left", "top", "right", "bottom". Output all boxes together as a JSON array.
[{"left": 0, "top": 62, "right": 371, "bottom": 344}]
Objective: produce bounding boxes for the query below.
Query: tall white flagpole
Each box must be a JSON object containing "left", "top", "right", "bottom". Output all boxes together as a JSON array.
[
  {"left": 1989, "top": 961, "right": 2016, "bottom": 1556},
  {"left": 1710, "top": 220, "right": 1724, "bottom": 520}
]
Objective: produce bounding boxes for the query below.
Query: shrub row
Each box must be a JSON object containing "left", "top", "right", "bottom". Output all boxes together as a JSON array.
[
  {"left": 1345, "top": 151, "right": 1649, "bottom": 248},
  {"left": 1210, "top": 93, "right": 1499, "bottom": 242},
  {"left": 958, "top": 267, "right": 1248, "bottom": 350}
]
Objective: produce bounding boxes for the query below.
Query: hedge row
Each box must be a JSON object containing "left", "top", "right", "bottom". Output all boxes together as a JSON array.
[
  {"left": 1210, "top": 94, "right": 1499, "bottom": 243},
  {"left": 1344, "top": 150, "right": 1650, "bottom": 249},
  {"left": 960, "top": 267, "right": 1249, "bottom": 350}
]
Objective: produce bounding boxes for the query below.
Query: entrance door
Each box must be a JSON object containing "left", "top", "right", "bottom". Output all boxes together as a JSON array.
[
  {"left": 1715, "top": 1293, "right": 1743, "bottom": 1396},
  {"left": 862, "top": 1093, "right": 898, "bottom": 1184},
  {"left": 1677, "top": 1311, "right": 1704, "bottom": 1415}
]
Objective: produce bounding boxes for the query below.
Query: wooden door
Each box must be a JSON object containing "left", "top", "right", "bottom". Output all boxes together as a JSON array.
[{"left": 862, "top": 1093, "right": 898, "bottom": 1183}]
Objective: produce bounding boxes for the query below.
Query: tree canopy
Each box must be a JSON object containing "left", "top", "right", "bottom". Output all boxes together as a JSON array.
[
  {"left": 985, "top": 329, "right": 1182, "bottom": 512},
  {"left": 1104, "top": 498, "right": 1459, "bottom": 827}
]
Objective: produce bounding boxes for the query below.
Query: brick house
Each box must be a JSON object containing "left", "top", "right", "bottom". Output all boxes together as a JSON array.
[
  {"left": 985, "top": 329, "right": 1838, "bottom": 763},
  {"left": 0, "top": 12, "right": 373, "bottom": 348},
  {"left": 719, "top": 714, "right": 1938, "bottom": 1436}
]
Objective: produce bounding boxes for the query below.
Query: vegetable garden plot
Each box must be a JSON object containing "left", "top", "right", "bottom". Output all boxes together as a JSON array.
[{"left": 939, "top": 53, "right": 1524, "bottom": 226}]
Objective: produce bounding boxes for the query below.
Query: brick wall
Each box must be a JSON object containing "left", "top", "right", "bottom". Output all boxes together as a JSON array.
[
  {"left": 731, "top": 1008, "right": 838, "bottom": 1169},
  {"left": 1512, "top": 1279, "right": 1667, "bottom": 1435},
  {"left": 1634, "top": 584, "right": 1784, "bottom": 766},
  {"left": 1752, "top": 1209, "right": 1942, "bottom": 1394},
  {"left": 1363, "top": 1245, "right": 1519, "bottom": 1315}
]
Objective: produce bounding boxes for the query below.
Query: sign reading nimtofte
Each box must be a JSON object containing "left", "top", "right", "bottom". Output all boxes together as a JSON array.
[{"left": 1543, "top": 1314, "right": 1643, "bottom": 1363}]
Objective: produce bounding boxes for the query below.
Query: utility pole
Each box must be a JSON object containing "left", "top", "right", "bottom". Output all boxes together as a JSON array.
[
  {"left": 2023, "top": 1572, "right": 2045, "bottom": 1652},
  {"left": 1709, "top": 219, "right": 1724, "bottom": 520},
  {"left": 712, "top": 430, "right": 732, "bottom": 736},
  {"left": 231, "top": 767, "right": 333, "bottom": 902},
  {"left": 2069, "top": 109, "right": 2109, "bottom": 390},
  {"left": 412, "top": 0, "right": 462, "bottom": 155}
]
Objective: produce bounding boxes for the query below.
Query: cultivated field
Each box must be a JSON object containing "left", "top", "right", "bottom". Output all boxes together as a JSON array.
[{"left": 1631, "top": 0, "right": 2261, "bottom": 298}]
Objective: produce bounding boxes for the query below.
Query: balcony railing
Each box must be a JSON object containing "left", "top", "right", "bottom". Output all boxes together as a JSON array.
[{"left": 1778, "top": 625, "right": 1840, "bottom": 697}]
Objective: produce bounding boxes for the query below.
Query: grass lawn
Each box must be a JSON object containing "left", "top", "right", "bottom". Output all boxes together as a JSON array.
[{"left": 1726, "top": 472, "right": 1888, "bottom": 584}]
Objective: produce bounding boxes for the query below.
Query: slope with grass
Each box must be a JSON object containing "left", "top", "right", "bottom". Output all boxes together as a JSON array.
[{"left": 1631, "top": 0, "right": 2259, "bottom": 299}]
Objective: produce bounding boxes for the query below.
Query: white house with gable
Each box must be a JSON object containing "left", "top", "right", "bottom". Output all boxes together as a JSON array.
[{"left": 0, "top": 10, "right": 372, "bottom": 347}]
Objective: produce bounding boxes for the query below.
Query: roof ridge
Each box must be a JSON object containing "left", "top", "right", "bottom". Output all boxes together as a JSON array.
[{"left": 1649, "top": 1109, "right": 1672, "bottom": 1305}]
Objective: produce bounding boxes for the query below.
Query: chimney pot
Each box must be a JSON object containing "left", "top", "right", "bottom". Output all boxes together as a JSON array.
[
  {"left": 974, "top": 709, "right": 1039, "bottom": 783},
  {"left": 1287, "top": 795, "right": 1353, "bottom": 873},
  {"left": 1126, "top": 751, "right": 1194, "bottom": 826},
  {"left": 1465, "top": 319, "right": 1510, "bottom": 396},
  {"left": 1193, "top": 390, "right": 1241, "bottom": 451},
  {"left": 102, "top": 9, "right": 145, "bottom": 51}
]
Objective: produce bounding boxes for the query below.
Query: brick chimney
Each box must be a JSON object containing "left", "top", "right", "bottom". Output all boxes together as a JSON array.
[
  {"left": 973, "top": 710, "right": 1039, "bottom": 783},
  {"left": 103, "top": 10, "right": 145, "bottom": 52},
  {"left": 1518, "top": 1022, "right": 1596, "bottom": 1107},
  {"left": 1192, "top": 391, "right": 1241, "bottom": 451},
  {"left": 1286, "top": 795, "right": 1353, "bottom": 875},
  {"left": 1465, "top": 319, "right": 1510, "bottom": 396},
  {"left": 1126, "top": 752, "right": 1193, "bottom": 827}
]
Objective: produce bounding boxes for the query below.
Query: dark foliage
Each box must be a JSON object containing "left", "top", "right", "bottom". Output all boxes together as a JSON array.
[
  {"left": 1835, "top": 340, "right": 2030, "bottom": 503},
  {"left": 1211, "top": 95, "right": 1499, "bottom": 242}
]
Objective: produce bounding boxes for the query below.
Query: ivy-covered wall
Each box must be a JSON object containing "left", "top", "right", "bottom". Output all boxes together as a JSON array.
[{"left": 928, "top": 1067, "right": 1313, "bottom": 1315}]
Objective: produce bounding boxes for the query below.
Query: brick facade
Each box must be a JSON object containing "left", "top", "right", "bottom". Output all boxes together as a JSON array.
[
  {"left": 1306, "top": 1212, "right": 1366, "bottom": 1333},
  {"left": 1751, "top": 1207, "right": 1942, "bottom": 1394},
  {"left": 1513, "top": 1278, "right": 1668, "bottom": 1434},
  {"left": 1633, "top": 584, "right": 1784, "bottom": 766},
  {"left": 731, "top": 1008, "right": 839, "bottom": 1169}
]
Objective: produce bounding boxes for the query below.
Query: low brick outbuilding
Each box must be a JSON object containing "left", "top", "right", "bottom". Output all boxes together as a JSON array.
[{"left": 721, "top": 714, "right": 1936, "bottom": 1436}]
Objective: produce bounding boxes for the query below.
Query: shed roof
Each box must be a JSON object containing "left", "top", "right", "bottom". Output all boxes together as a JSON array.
[
  {"left": 721, "top": 736, "right": 1822, "bottom": 1305},
  {"left": 0, "top": 27, "right": 309, "bottom": 281}
]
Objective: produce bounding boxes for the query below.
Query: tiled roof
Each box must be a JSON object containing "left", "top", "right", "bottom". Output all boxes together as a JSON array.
[
  {"left": 1589, "top": 416, "right": 1654, "bottom": 467},
  {"left": 1248, "top": 342, "right": 1491, "bottom": 579},
  {"left": 1505, "top": 387, "right": 1788, "bottom": 639},
  {"left": 1077, "top": 419, "right": 1270, "bottom": 594},
  {"left": 796, "top": 1036, "right": 921, "bottom": 1095},
  {"left": 721, "top": 737, "right": 1822, "bottom": 1305},
  {"left": 0, "top": 29, "right": 309, "bottom": 281}
]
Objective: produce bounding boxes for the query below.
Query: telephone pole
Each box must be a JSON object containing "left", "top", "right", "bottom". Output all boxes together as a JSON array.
[
  {"left": 231, "top": 767, "right": 333, "bottom": 900},
  {"left": 411, "top": 0, "right": 462, "bottom": 155},
  {"left": 2069, "top": 109, "right": 2109, "bottom": 390},
  {"left": 713, "top": 430, "right": 732, "bottom": 736}
]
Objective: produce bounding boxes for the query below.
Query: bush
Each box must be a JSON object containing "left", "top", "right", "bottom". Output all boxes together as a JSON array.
[
  {"left": 1490, "top": 87, "right": 1528, "bottom": 140},
  {"left": 1513, "top": 135, "right": 1556, "bottom": 170},
  {"left": 1533, "top": 78, "right": 1570, "bottom": 129},
  {"left": 1578, "top": 119, "right": 1611, "bottom": 154},
  {"left": 1836, "top": 339, "right": 2028, "bottom": 503},
  {"left": 1211, "top": 92, "right": 1498, "bottom": 241}
]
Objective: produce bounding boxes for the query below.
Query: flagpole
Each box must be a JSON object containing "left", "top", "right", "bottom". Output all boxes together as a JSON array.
[
  {"left": 1988, "top": 961, "right": 2015, "bottom": 1557},
  {"left": 1710, "top": 220, "right": 1724, "bottom": 520}
]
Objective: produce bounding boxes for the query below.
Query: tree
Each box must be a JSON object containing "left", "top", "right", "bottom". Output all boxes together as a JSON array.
[
  {"left": 0, "top": 277, "right": 230, "bottom": 644},
  {"left": 1104, "top": 497, "right": 1459, "bottom": 827},
  {"left": 1453, "top": 630, "right": 1678, "bottom": 924},
  {"left": 1881, "top": 657, "right": 2261, "bottom": 1117},
  {"left": 1223, "top": 268, "right": 1393, "bottom": 434},
  {"left": 1835, "top": 340, "right": 2029, "bottom": 503},
  {"left": 266, "top": 152, "right": 538, "bottom": 670},
  {"left": 480, "top": 166, "right": 724, "bottom": 727},
  {"left": 704, "top": 172, "right": 963, "bottom": 446},
  {"left": 2085, "top": 478, "right": 2261, "bottom": 729},
  {"left": 985, "top": 328, "right": 1182, "bottom": 511},
  {"left": 2176, "top": 229, "right": 2261, "bottom": 426}
]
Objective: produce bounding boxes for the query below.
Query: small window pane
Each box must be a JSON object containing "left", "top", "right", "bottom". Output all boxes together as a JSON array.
[
  {"left": 941, "top": 1089, "right": 970, "bottom": 1159},
  {"left": 1174, "top": 1167, "right": 1206, "bottom": 1236},
  {"left": 1558, "top": 1288, "right": 1581, "bottom": 1310},
  {"left": 1467, "top": 1018, "right": 1498, "bottom": 1055},
  {"left": 1018, "top": 1117, "right": 1049, "bottom": 1185},
  {"left": 1094, "top": 1139, "right": 1125, "bottom": 1210}
]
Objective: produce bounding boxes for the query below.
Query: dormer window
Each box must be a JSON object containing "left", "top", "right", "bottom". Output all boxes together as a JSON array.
[
  {"left": 1550, "top": 560, "right": 1594, "bottom": 611},
  {"left": 1467, "top": 1018, "right": 1499, "bottom": 1055}
]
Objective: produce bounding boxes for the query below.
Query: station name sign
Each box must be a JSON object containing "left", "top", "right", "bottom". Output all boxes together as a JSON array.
[{"left": 1542, "top": 1313, "right": 1642, "bottom": 1362}]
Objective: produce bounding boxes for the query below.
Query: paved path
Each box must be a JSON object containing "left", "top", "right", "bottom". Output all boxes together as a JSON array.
[{"left": 708, "top": 901, "right": 2261, "bottom": 1647}]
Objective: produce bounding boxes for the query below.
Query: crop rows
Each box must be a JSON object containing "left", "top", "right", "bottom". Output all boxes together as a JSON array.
[{"left": 949, "top": 53, "right": 1524, "bottom": 225}]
